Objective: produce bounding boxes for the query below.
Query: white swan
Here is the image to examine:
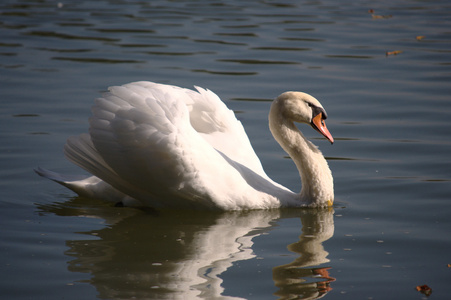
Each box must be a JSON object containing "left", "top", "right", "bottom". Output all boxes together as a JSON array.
[{"left": 36, "top": 81, "right": 334, "bottom": 210}]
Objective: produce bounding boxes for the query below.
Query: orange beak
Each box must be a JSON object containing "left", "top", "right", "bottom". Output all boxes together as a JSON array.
[{"left": 312, "top": 113, "right": 334, "bottom": 144}]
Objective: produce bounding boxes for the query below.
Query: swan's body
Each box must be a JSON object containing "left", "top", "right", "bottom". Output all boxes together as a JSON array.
[{"left": 36, "top": 81, "right": 334, "bottom": 210}]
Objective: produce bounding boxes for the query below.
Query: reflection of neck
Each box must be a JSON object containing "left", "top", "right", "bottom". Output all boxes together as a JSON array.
[
  {"left": 273, "top": 209, "right": 335, "bottom": 299},
  {"left": 293, "top": 208, "right": 334, "bottom": 265}
]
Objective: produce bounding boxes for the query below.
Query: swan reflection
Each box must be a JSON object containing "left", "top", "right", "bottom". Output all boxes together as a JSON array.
[
  {"left": 39, "top": 200, "right": 335, "bottom": 299},
  {"left": 273, "top": 209, "right": 335, "bottom": 299}
]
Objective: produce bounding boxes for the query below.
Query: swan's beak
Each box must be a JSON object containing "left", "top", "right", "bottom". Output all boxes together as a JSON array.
[{"left": 312, "top": 113, "right": 334, "bottom": 144}]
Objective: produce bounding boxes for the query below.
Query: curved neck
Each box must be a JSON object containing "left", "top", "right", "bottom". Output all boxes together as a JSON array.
[{"left": 269, "top": 102, "right": 334, "bottom": 206}]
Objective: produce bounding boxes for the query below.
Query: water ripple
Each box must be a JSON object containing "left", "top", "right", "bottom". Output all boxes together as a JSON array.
[{"left": 25, "top": 30, "right": 120, "bottom": 42}]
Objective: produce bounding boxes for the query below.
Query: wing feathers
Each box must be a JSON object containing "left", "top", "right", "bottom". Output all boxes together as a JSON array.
[{"left": 62, "top": 81, "right": 268, "bottom": 208}]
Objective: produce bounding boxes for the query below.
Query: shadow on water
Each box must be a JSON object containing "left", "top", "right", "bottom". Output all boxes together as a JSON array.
[{"left": 37, "top": 199, "right": 335, "bottom": 299}]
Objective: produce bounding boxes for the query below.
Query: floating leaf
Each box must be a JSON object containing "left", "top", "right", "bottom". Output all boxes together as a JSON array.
[
  {"left": 386, "top": 50, "right": 403, "bottom": 56},
  {"left": 372, "top": 14, "right": 393, "bottom": 19},
  {"left": 416, "top": 35, "right": 426, "bottom": 41},
  {"left": 415, "top": 284, "right": 432, "bottom": 296}
]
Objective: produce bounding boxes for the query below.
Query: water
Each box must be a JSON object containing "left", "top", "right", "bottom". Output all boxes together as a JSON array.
[{"left": 1, "top": 0, "right": 451, "bottom": 299}]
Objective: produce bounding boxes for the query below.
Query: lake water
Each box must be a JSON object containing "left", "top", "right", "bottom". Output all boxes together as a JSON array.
[{"left": 1, "top": 0, "right": 451, "bottom": 299}]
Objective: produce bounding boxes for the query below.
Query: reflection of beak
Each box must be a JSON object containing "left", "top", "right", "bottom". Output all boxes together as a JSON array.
[{"left": 311, "top": 113, "right": 334, "bottom": 144}]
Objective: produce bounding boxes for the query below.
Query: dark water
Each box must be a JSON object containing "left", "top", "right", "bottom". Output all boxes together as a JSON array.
[{"left": 1, "top": 0, "right": 451, "bottom": 299}]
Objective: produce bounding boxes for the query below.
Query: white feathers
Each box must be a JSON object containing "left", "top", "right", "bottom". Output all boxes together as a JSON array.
[{"left": 36, "top": 81, "right": 334, "bottom": 210}]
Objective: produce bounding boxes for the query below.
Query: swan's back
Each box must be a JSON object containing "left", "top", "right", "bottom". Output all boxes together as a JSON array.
[{"left": 64, "top": 82, "right": 281, "bottom": 209}]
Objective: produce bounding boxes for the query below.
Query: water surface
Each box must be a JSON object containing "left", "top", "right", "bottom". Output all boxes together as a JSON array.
[{"left": 1, "top": 0, "right": 451, "bottom": 299}]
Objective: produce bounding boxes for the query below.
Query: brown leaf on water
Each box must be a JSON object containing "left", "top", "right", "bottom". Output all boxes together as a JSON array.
[
  {"left": 447, "top": 263, "right": 451, "bottom": 268},
  {"left": 372, "top": 14, "right": 393, "bottom": 19},
  {"left": 386, "top": 50, "right": 403, "bottom": 56},
  {"left": 416, "top": 35, "right": 426, "bottom": 41},
  {"left": 416, "top": 284, "right": 432, "bottom": 296},
  {"left": 367, "top": 9, "right": 392, "bottom": 19}
]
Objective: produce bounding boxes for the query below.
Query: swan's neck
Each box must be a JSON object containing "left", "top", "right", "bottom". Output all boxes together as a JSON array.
[{"left": 269, "top": 103, "right": 334, "bottom": 206}]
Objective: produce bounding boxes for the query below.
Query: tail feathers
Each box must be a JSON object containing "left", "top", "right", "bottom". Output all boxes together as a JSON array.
[
  {"left": 35, "top": 167, "right": 102, "bottom": 198},
  {"left": 34, "top": 167, "right": 136, "bottom": 204},
  {"left": 35, "top": 166, "right": 91, "bottom": 183}
]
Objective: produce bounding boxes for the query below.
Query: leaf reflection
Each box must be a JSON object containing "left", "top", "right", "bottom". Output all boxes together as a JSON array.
[{"left": 38, "top": 199, "right": 335, "bottom": 299}]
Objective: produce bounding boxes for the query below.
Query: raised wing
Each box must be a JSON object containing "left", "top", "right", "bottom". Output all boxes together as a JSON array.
[{"left": 64, "top": 82, "right": 266, "bottom": 208}]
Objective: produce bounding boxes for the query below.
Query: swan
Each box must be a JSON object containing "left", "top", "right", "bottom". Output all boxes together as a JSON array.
[{"left": 36, "top": 81, "right": 334, "bottom": 210}]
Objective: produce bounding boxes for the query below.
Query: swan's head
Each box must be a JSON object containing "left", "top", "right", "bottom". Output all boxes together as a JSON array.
[{"left": 273, "top": 92, "right": 334, "bottom": 144}]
